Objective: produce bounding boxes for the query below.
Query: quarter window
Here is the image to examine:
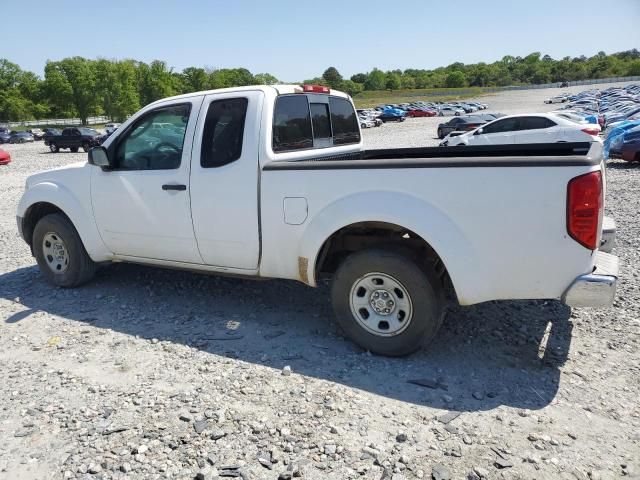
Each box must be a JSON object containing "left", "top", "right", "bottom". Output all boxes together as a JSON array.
[
  {"left": 201, "top": 98, "right": 248, "bottom": 168},
  {"left": 330, "top": 97, "right": 361, "bottom": 145},
  {"left": 273, "top": 95, "right": 313, "bottom": 152},
  {"left": 115, "top": 104, "right": 190, "bottom": 170},
  {"left": 518, "top": 117, "right": 557, "bottom": 130}
]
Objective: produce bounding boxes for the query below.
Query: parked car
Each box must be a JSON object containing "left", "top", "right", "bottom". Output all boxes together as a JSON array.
[
  {"left": 406, "top": 107, "right": 437, "bottom": 118},
  {"left": 42, "top": 128, "right": 61, "bottom": 143},
  {"left": 438, "top": 106, "right": 464, "bottom": 117},
  {"left": 9, "top": 131, "right": 35, "bottom": 144},
  {"left": 17, "top": 84, "right": 618, "bottom": 357},
  {"left": 105, "top": 123, "right": 121, "bottom": 135},
  {"left": 544, "top": 96, "right": 567, "bottom": 104},
  {"left": 437, "top": 116, "right": 488, "bottom": 139},
  {"left": 447, "top": 114, "right": 601, "bottom": 146},
  {"left": 45, "top": 127, "right": 102, "bottom": 152},
  {"left": 27, "top": 128, "right": 45, "bottom": 140},
  {"left": 0, "top": 131, "right": 10, "bottom": 144},
  {"left": 609, "top": 126, "right": 640, "bottom": 162},
  {"left": 379, "top": 107, "right": 406, "bottom": 122},
  {"left": 0, "top": 148, "right": 10, "bottom": 165},
  {"left": 359, "top": 116, "right": 376, "bottom": 128}
]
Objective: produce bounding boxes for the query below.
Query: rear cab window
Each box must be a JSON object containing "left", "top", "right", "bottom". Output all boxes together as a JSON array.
[{"left": 272, "top": 93, "right": 360, "bottom": 153}]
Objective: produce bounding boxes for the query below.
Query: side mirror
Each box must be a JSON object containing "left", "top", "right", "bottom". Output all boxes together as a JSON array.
[
  {"left": 88, "top": 146, "right": 111, "bottom": 169},
  {"left": 474, "top": 128, "right": 483, "bottom": 135}
]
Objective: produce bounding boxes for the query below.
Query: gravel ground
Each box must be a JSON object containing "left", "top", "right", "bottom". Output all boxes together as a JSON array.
[{"left": 1, "top": 83, "right": 639, "bottom": 480}]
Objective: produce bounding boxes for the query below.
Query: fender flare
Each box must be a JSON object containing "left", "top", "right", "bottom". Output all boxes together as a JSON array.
[
  {"left": 298, "top": 191, "right": 485, "bottom": 305},
  {"left": 17, "top": 182, "right": 111, "bottom": 261}
]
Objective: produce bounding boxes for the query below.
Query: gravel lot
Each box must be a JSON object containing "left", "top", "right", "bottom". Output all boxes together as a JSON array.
[{"left": 1, "top": 83, "right": 639, "bottom": 480}]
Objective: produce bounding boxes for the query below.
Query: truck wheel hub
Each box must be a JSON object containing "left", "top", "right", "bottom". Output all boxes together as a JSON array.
[
  {"left": 42, "top": 232, "right": 69, "bottom": 273},
  {"left": 349, "top": 272, "right": 413, "bottom": 337}
]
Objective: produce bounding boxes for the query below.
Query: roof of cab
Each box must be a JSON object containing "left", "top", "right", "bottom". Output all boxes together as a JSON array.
[{"left": 147, "top": 84, "right": 350, "bottom": 108}]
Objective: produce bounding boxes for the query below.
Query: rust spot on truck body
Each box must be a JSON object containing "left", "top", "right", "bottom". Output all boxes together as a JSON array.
[{"left": 298, "top": 256, "right": 309, "bottom": 284}]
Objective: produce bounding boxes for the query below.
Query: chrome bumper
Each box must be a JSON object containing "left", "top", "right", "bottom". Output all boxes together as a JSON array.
[
  {"left": 562, "top": 251, "right": 619, "bottom": 308},
  {"left": 600, "top": 215, "right": 616, "bottom": 253}
]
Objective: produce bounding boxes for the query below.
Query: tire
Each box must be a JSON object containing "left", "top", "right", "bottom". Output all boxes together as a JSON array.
[
  {"left": 33, "top": 213, "right": 96, "bottom": 288},
  {"left": 439, "top": 112, "right": 444, "bottom": 117},
  {"left": 331, "top": 248, "right": 444, "bottom": 356},
  {"left": 70, "top": 147, "right": 79, "bottom": 153},
  {"left": 49, "top": 142, "right": 59, "bottom": 153},
  {"left": 82, "top": 142, "right": 90, "bottom": 152},
  {"left": 437, "top": 128, "right": 443, "bottom": 139}
]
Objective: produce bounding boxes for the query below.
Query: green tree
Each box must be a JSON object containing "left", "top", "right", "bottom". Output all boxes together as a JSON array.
[
  {"left": 181, "top": 67, "right": 209, "bottom": 92},
  {"left": 350, "top": 73, "right": 367, "bottom": 84},
  {"left": 385, "top": 73, "right": 401, "bottom": 90},
  {"left": 364, "top": 68, "right": 386, "bottom": 90},
  {"left": 339, "top": 79, "right": 363, "bottom": 97},
  {"left": 322, "top": 67, "right": 343, "bottom": 88},
  {"left": 44, "top": 57, "right": 98, "bottom": 124},
  {"left": 445, "top": 71, "right": 467, "bottom": 88},
  {"left": 253, "top": 73, "right": 279, "bottom": 85}
]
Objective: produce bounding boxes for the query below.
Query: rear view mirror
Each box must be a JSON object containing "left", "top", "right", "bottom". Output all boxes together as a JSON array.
[
  {"left": 88, "top": 146, "right": 111, "bottom": 168},
  {"left": 474, "top": 128, "right": 483, "bottom": 135}
]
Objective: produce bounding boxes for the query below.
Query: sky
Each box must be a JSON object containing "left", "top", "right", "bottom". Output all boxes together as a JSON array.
[{"left": 4, "top": 0, "right": 640, "bottom": 81}]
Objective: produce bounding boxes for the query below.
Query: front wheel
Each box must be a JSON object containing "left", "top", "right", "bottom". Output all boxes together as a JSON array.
[
  {"left": 331, "top": 249, "right": 444, "bottom": 356},
  {"left": 49, "top": 142, "right": 59, "bottom": 153},
  {"left": 437, "top": 128, "right": 443, "bottom": 139},
  {"left": 33, "top": 213, "right": 96, "bottom": 288},
  {"left": 82, "top": 142, "right": 90, "bottom": 152}
]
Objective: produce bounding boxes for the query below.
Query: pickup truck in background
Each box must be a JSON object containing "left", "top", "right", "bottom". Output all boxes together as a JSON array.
[
  {"left": 44, "top": 127, "right": 102, "bottom": 153},
  {"left": 17, "top": 84, "right": 619, "bottom": 356}
]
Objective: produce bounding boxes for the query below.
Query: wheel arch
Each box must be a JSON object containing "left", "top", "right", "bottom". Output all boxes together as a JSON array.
[
  {"left": 297, "top": 191, "right": 484, "bottom": 305},
  {"left": 18, "top": 184, "right": 111, "bottom": 261}
]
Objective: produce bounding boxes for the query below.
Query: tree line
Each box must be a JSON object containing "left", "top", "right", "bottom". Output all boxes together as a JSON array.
[{"left": 1, "top": 50, "right": 639, "bottom": 124}]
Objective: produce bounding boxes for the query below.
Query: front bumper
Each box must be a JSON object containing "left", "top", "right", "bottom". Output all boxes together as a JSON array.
[{"left": 562, "top": 251, "right": 619, "bottom": 308}]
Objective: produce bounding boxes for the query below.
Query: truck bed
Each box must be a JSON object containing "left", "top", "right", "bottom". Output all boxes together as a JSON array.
[{"left": 260, "top": 142, "right": 603, "bottom": 305}]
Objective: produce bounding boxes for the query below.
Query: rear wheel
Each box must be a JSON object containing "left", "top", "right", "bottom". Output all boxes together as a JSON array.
[
  {"left": 33, "top": 213, "right": 96, "bottom": 288},
  {"left": 437, "top": 128, "right": 443, "bottom": 139},
  {"left": 70, "top": 147, "right": 79, "bottom": 153},
  {"left": 49, "top": 142, "right": 59, "bottom": 153},
  {"left": 331, "top": 249, "right": 444, "bottom": 356}
]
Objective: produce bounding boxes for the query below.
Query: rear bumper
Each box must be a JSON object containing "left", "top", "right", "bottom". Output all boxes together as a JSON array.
[
  {"left": 562, "top": 251, "right": 619, "bottom": 308},
  {"left": 600, "top": 215, "right": 616, "bottom": 253}
]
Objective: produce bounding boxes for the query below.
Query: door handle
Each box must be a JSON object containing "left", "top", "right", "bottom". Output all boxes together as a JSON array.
[{"left": 162, "top": 184, "right": 187, "bottom": 191}]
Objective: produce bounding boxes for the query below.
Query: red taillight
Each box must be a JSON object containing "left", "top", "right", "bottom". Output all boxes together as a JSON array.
[
  {"left": 581, "top": 127, "right": 600, "bottom": 136},
  {"left": 567, "top": 171, "right": 603, "bottom": 250},
  {"left": 302, "top": 84, "right": 330, "bottom": 94}
]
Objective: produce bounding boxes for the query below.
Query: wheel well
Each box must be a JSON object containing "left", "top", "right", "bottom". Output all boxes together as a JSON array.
[
  {"left": 22, "top": 202, "right": 66, "bottom": 248},
  {"left": 315, "top": 221, "right": 455, "bottom": 300}
]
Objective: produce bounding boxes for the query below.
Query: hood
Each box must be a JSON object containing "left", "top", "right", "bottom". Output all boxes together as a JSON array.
[{"left": 25, "top": 161, "right": 90, "bottom": 191}]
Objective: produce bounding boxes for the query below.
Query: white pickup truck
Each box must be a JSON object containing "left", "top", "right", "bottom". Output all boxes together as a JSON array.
[{"left": 17, "top": 85, "right": 619, "bottom": 356}]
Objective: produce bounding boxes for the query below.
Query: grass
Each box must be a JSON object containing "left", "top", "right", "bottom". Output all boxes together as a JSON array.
[{"left": 353, "top": 86, "right": 491, "bottom": 108}]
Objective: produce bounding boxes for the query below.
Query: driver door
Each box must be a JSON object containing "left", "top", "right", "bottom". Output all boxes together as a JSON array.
[{"left": 91, "top": 97, "right": 204, "bottom": 263}]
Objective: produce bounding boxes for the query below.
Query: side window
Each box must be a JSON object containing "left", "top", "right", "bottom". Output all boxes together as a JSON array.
[
  {"left": 310, "top": 103, "right": 331, "bottom": 139},
  {"left": 482, "top": 118, "right": 519, "bottom": 134},
  {"left": 115, "top": 104, "right": 190, "bottom": 171},
  {"left": 329, "top": 97, "right": 360, "bottom": 145},
  {"left": 273, "top": 95, "right": 313, "bottom": 152},
  {"left": 519, "top": 117, "right": 556, "bottom": 130},
  {"left": 201, "top": 98, "right": 248, "bottom": 168}
]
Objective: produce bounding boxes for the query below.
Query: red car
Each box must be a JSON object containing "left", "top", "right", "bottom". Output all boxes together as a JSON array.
[
  {"left": 406, "top": 108, "right": 437, "bottom": 118},
  {"left": 0, "top": 148, "right": 11, "bottom": 165}
]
